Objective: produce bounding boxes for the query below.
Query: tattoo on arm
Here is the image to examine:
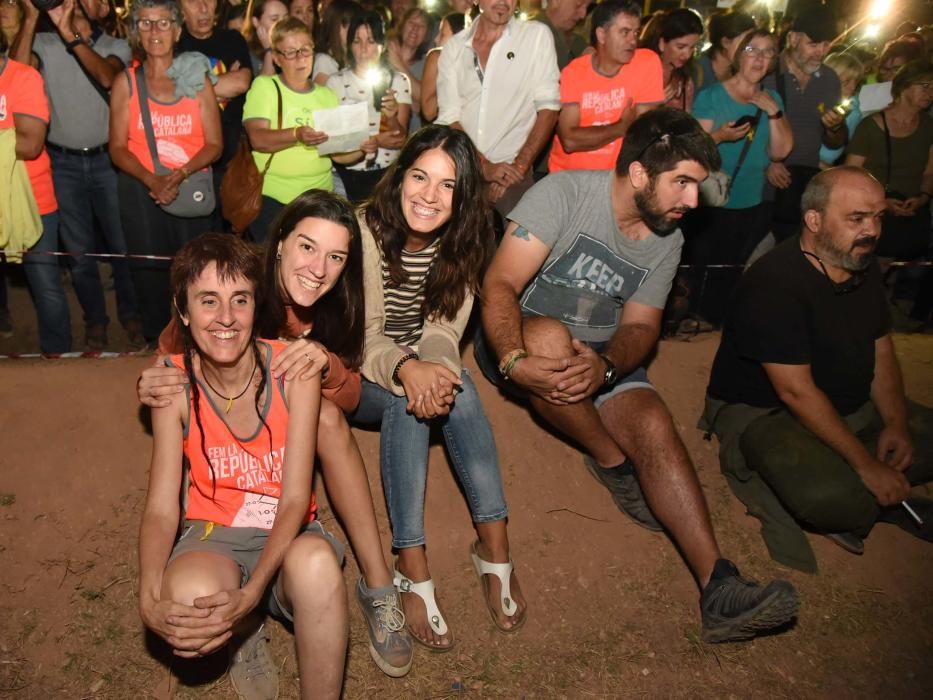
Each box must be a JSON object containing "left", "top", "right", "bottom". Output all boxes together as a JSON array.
[{"left": 511, "top": 225, "right": 530, "bottom": 241}]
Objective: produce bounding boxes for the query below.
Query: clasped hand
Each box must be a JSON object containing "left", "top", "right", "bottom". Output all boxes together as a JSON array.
[
  {"left": 141, "top": 587, "right": 257, "bottom": 658},
  {"left": 397, "top": 359, "right": 462, "bottom": 419},
  {"left": 511, "top": 339, "right": 605, "bottom": 405}
]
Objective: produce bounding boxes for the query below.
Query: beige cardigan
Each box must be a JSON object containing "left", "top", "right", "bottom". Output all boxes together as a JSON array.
[{"left": 360, "top": 218, "right": 474, "bottom": 396}]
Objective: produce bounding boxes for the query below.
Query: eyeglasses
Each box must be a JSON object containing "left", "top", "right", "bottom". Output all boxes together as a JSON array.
[
  {"left": 743, "top": 46, "right": 777, "bottom": 59},
  {"left": 631, "top": 121, "right": 697, "bottom": 164},
  {"left": 136, "top": 18, "right": 175, "bottom": 32},
  {"left": 275, "top": 46, "right": 314, "bottom": 60}
]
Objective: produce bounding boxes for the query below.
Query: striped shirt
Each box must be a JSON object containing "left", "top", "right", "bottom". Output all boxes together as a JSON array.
[{"left": 382, "top": 239, "right": 439, "bottom": 346}]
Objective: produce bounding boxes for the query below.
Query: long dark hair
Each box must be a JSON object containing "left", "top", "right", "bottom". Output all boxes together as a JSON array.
[
  {"left": 315, "top": 0, "right": 361, "bottom": 69},
  {"left": 346, "top": 10, "right": 388, "bottom": 71},
  {"left": 364, "top": 125, "right": 493, "bottom": 322},
  {"left": 259, "top": 189, "right": 365, "bottom": 369},
  {"left": 170, "top": 233, "right": 267, "bottom": 499}
]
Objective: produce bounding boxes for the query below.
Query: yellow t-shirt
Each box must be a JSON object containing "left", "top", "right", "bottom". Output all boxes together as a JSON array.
[{"left": 243, "top": 75, "right": 336, "bottom": 203}]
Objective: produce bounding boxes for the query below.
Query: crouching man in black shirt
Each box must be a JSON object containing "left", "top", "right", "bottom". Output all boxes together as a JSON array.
[{"left": 701, "top": 166, "right": 933, "bottom": 573}]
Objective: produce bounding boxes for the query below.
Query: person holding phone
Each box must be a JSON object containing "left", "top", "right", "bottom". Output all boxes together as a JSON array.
[
  {"left": 687, "top": 28, "right": 792, "bottom": 326},
  {"left": 326, "top": 10, "right": 411, "bottom": 203}
]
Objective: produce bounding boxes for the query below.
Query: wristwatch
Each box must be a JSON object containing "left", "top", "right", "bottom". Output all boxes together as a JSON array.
[
  {"left": 65, "top": 33, "right": 84, "bottom": 52},
  {"left": 599, "top": 354, "right": 618, "bottom": 387},
  {"left": 768, "top": 110, "right": 783, "bottom": 120}
]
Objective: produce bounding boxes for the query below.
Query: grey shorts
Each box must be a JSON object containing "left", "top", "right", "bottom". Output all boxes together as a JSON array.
[
  {"left": 169, "top": 519, "right": 345, "bottom": 622},
  {"left": 591, "top": 365, "right": 655, "bottom": 408}
]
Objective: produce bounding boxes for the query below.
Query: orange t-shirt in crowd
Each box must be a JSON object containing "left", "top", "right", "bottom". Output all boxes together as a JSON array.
[
  {"left": 548, "top": 50, "right": 665, "bottom": 173},
  {"left": 0, "top": 58, "right": 57, "bottom": 215},
  {"left": 126, "top": 67, "right": 206, "bottom": 173},
  {"left": 171, "top": 340, "right": 317, "bottom": 529}
]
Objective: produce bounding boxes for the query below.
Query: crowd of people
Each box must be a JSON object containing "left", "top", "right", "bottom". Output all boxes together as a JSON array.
[{"left": 2, "top": 0, "right": 933, "bottom": 697}]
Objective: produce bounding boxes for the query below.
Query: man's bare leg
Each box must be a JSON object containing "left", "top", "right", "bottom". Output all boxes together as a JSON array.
[
  {"left": 522, "top": 316, "right": 719, "bottom": 585},
  {"left": 598, "top": 389, "right": 720, "bottom": 585}
]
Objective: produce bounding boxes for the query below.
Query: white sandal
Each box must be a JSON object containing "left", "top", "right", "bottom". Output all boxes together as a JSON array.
[
  {"left": 470, "top": 542, "right": 526, "bottom": 632},
  {"left": 393, "top": 568, "right": 455, "bottom": 652}
]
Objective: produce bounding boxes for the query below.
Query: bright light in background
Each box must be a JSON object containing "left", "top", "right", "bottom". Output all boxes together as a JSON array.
[
  {"left": 863, "top": 23, "right": 881, "bottom": 38},
  {"left": 366, "top": 68, "right": 383, "bottom": 87},
  {"left": 422, "top": 0, "right": 437, "bottom": 10},
  {"left": 868, "top": 0, "right": 891, "bottom": 20},
  {"left": 518, "top": 11, "right": 528, "bottom": 21}
]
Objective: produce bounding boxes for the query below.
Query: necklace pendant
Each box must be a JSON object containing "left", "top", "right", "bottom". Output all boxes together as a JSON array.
[{"left": 225, "top": 398, "right": 233, "bottom": 414}]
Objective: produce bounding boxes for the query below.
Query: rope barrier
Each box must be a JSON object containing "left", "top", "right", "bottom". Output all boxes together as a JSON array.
[{"left": 1, "top": 249, "right": 931, "bottom": 267}]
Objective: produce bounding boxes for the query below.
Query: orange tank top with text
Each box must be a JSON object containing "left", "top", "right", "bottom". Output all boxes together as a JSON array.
[
  {"left": 127, "top": 67, "right": 206, "bottom": 173},
  {"left": 171, "top": 340, "right": 317, "bottom": 529}
]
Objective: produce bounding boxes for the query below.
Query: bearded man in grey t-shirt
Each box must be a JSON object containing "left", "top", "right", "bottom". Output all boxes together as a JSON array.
[{"left": 480, "top": 108, "right": 801, "bottom": 644}]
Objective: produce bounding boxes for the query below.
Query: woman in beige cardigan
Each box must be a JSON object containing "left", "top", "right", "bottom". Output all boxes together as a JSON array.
[{"left": 351, "top": 125, "right": 527, "bottom": 652}]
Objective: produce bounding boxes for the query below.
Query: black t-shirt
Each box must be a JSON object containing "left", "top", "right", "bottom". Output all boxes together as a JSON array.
[
  {"left": 707, "top": 237, "right": 892, "bottom": 415},
  {"left": 177, "top": 28, "right": 253, "bottom": 166}
]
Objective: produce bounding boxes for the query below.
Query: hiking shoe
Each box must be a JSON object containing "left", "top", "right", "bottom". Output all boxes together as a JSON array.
[
  {"left": 583, "top": 455, "right": 663, "bottom": 532},
  {"left": 824, "top": 532, "right": 864, "bottom": 555},
  {"left": 123, "top": 319, "right": 147, "bottom": 352},
  {"left": 700, "top": 559, "right": 800, "bottom": 643},
  {"left": 229, "top": 623, "right": 279, "bottom": 700},
  {"left": 0, "top": 309, "right": 12, "bottom": 339},
  {"left": 85, "top": 323, "right": 108, "bottom": 352},
  {"left": 356, "top": 578, "right": 413, "bottom": 677}
]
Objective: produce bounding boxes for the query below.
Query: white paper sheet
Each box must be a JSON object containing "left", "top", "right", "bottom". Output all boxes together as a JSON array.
[
  {"left": 857, "top": 82, "right": 893, "bottom": 115},
  {"left": 312, "top": 101, "right": 370, "bottom": 156}
]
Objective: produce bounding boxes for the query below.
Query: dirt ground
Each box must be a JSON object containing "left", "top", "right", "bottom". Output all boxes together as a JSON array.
[{"left": 1, "top": 280, "right": 932, "bottom": 699}]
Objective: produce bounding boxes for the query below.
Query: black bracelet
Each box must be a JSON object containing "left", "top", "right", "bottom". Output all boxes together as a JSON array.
[
  {"left": 391, "top": 353, "right": 418, "bottom": 386},
  {"left": 65, "top": 37, "right": 84, "bottom": 52}
]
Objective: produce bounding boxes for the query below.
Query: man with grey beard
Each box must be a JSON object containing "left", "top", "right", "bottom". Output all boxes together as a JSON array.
[{"left": 702, "top": 166, "right": 933, "bottom": 574}]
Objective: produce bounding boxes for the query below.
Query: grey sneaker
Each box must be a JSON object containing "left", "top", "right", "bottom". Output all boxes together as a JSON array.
[
  {"left": 583, "top": 455, "right": 663, "bottom": 531},
  {"left": 700, "top": 559, "right": 800, "bottom": 643},
  {"left": 356, "top": 578, "right": 413, "bottom": 677},
  {"left": 229, "top": 623, "right": 279, "bottom": 700}
]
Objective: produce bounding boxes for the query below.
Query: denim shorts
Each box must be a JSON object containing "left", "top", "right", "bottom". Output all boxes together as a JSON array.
[{"left": 169, "top": 519, "right": 345, "bottom": 622}]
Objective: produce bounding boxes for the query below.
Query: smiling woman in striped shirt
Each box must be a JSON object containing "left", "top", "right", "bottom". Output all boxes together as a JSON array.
[{"left": 351, "top": 124, "right": 527, "bottom": 651}]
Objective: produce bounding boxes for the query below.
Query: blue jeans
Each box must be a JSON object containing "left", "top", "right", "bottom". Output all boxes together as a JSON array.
[
  {"left": 50, "top": 149, "right": 139, "bottom": 329},
  {"left": 23, "top": 212, "right": 71, "bottom": 353},
  {"left": 351, "top": 369, "right": 509, "bottom": 549}
]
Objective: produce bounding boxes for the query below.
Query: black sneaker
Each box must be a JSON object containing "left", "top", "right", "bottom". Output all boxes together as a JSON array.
[
  {"left": 824, "top": 532, "right": 864, "bottom": 555},
  {"left": 583, "top": 455, "right": 662, "bottom": 532},
  {"left": 700, "top": 559, "right": 800, "bottom": 643}
]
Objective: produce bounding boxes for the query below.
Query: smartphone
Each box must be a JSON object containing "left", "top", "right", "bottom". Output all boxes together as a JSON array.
[{"left": 732, "top": 114, "right": 758, "bottom": 129}]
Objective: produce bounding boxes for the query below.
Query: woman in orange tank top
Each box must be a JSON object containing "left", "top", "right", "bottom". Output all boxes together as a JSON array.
[
  {"left": 138, "top": 234, "right": 346, "bottom": 698},
  {"left": 108, "top": 0, "right": 223, "bottom": 345}
]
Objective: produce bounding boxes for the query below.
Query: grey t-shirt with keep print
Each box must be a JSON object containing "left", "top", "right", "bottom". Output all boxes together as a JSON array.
[{"left": 507, "top": 169, "right": 682, "bottom": 344}]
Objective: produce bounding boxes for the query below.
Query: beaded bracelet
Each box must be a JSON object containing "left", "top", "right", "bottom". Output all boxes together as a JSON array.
[
  {"left": 392, "top": 353, "right": 418, "bottom": 386},
  {"left": 498, "top": 348, "right": 528, "bottom": 380}
]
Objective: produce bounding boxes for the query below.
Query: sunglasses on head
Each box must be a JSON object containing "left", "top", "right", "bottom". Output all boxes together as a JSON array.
[{"left": 632, "top": 121, "right": 697, "bottom": 163}]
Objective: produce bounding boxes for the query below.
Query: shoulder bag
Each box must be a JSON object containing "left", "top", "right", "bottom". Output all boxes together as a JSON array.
[
  {"left": 699, "top": 108, "right": 762, "bottom": 207},
  {"left": 221, "top": 78, "right": 283, "bottom": 234},
  {"left": 135, "top": 65, "right": 215, "bottom": 218}
]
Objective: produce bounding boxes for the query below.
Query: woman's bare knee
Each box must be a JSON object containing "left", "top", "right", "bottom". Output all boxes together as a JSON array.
[
  {"left": 161, "top": 551, "right": 241, "bottom": 605},
  {"left": 280, "top": 535, "right": 343, "bottom": 607}
]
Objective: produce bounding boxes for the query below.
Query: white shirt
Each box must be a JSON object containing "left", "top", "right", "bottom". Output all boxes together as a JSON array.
[
  {"left": 326, "top": 68, "right": 412, "bottom": 171},
  {"left": 436, "top": 17, "right": 559, "bottom": 164}
]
